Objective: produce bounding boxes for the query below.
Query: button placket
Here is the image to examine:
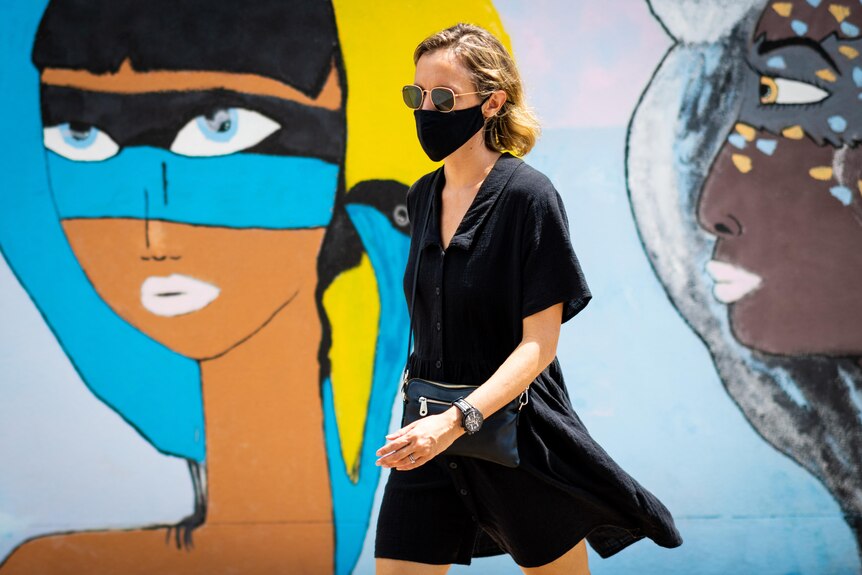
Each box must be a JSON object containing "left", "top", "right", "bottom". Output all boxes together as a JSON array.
[
  {"left": 435, "top": 246, "right": 445, "bottom": 371},
  {"left": 444, "top": 457, "right": 480, "bottom": 522},
  {"left": 419, "top": 243, "right": 445, "bottom": 373}
]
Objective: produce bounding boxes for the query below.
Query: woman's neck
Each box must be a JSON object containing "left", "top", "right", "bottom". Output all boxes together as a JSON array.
[{"left": 443, "top": 131, "right": 502, "bottom": 190}]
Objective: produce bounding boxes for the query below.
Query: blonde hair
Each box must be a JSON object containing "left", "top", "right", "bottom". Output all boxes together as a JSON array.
[{"left": 413, "top": 23, "right": 540, "bottom": 157}]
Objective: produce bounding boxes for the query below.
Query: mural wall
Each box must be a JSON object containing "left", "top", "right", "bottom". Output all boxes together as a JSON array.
[
  {"left": 0, "top": 1, "right": 859, "bottom": 574},
  {"left": 628, "top": 0, "right": 861, "bottom": 571}
]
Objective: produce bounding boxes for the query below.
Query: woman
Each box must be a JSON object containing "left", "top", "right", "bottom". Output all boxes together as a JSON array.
[{"left": 374, "top": 23, "right": 683, "bottom": 574}]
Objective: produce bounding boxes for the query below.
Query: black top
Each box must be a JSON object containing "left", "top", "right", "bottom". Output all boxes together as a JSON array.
[
  {"left": 404, "top": 152, "right": 592, "bottom": 384},
  {"left": 402, "top": 152, "right": 684, "bottom": 559}
]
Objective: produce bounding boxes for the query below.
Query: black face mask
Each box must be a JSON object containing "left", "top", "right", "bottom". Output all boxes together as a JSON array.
[{"left": 413, "top": 101, "right": 488, "bottom": 162}]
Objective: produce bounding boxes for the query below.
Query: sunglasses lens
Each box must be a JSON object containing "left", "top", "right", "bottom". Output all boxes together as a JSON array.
[
  {"left": 430, "top": 88, "right": 455, "bottom": 112},
  {"left": 402, "top": 85, "right": 423, "bottom": 109}
]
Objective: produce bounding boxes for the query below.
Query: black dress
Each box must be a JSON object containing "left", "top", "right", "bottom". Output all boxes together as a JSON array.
[{"left": 374, "top": 152, "right": 683, "bottom": 567}]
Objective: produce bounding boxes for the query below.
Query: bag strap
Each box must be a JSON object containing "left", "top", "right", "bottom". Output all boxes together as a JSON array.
[{"left": 403, "top": 168, "right": 441, "bottom": 383}]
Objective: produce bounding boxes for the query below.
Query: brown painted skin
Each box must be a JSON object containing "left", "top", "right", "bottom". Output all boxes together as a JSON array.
[
  {"left": 0, "top": 525, "right": 331, "bottom": 574},
  {"left": 0, "top": 222, "right": 334, "bottom": 574},
  {"left": 698, "top": 137, "right": 862, "bottom": 356},
  {"left": 0, "top": 65, "right": 340, "bottom": 574},
  {"left": 697, "top": 0, "right": 862, "bottom": 358}
]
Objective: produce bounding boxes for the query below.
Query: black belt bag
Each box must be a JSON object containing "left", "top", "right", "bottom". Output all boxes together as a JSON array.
[{"left": 399, "top": 170, "right": 529, "bottom": 468}]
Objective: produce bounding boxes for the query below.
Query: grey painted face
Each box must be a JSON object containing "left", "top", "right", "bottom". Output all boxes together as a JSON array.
[{"left": 740, "top": 35, "right": 862, "bottom": 147}]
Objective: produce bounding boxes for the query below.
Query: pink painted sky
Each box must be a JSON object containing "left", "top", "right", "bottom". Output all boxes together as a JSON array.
[{"left": 495, "top": 0, "right": 672, "bottom": 128}]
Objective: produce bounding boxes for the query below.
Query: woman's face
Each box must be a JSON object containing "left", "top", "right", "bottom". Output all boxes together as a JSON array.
[
  {"left": 40, "top": 60, "right": 345, "bottom": 360},
  {"left": 414, "top": 49, "right": 483, "bottom": 112},
  {"left": 696, "top": 0, "right": 862, "bottom": 357}
]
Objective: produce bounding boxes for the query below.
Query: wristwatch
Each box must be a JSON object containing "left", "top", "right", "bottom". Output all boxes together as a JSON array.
[{"left": 453, "top": 397, "right": 484, "bottom": 435}]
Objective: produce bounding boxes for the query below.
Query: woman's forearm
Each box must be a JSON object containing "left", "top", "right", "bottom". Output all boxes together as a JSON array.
[
  {"left": 379, "top": 304, "right": 563, "bottom": 464},
  {"left": 457, "top": 303, "right": 563, "bottom": 422}
]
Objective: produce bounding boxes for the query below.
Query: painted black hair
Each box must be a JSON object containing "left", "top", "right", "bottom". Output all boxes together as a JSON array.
[{"left": 31, "top": 0, "right": 340, "bottom": 99}]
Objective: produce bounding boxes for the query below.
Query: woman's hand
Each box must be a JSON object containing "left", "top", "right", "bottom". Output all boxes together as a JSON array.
[{"left": 375, "top": 407, "right": 463, "bottom": 471}]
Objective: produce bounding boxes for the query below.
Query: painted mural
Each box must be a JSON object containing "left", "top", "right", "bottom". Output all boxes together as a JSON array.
[
  {"left": 3, "top": 0, "right": 861, "bottom": 573},
  {"left": 0, "top": 0, "right": 507, "bottom": 573},
  {"left": 628, "top": 0, "right": 862, "bottom": 566}
]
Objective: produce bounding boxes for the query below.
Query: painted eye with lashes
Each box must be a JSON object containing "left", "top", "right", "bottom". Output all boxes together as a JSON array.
[
  {"left": 43, "top": 122, "right": 120, "bottom": 162},
  {"left": 759, "top": 76, "right": 830, "bottom": 105},
  {"left": 170, "top": 107, "right": 281, "bottom": 157}
]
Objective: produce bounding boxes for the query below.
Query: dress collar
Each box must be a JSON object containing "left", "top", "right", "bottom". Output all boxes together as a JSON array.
[{"left": 420, "top": 152, "right": 523, "bottom": 252}]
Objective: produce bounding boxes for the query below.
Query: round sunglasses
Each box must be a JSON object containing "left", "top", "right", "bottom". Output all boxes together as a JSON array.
[{"left": 402, "top": 84, "right": 482, "bottom": 113}]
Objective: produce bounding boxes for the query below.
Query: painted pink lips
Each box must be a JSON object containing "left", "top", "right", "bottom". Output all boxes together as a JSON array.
[{"left": 705, "top": 260, "right": 763, "bottom": 304}]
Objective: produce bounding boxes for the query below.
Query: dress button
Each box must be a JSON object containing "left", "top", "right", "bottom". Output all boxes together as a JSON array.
[
  {"left": 436, "top": 321, "right": 441, "bottom": 331},
  {"left": 449, "top": 462, "right": 458, "bottom": 469},
  {"left": 471, "top": 515, "right": 477, "bottom": 522},
  {"left": 460, "top": 488, "right": 468, "bottom": 496},
  {"left": 435, "top": 360, "right": 442, "bottom": 368},
  {"left": 435, "top": 286, "right": 440, "bottom": 295}
]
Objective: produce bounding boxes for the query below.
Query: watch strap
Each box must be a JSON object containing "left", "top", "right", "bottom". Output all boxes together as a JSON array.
[{"left": 453, "top": 397, "right": 473, "bottom": 416}]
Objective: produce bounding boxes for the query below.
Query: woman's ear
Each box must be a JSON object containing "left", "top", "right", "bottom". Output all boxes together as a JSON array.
[{"left": 484, "top": 89, "right": 507, "bottom": 118}]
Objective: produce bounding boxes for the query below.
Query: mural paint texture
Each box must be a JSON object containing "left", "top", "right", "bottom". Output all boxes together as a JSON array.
[
  {"left": 0, "top": 0, "right": 507, "bottom": 573},
  {"left": 628, "top": 0, "right": 862, "bottom": 566}
]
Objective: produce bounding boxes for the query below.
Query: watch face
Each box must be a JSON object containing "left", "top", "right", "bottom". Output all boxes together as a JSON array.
[{"left": 464, "top": 410, "right": 482, "bottom": 433}]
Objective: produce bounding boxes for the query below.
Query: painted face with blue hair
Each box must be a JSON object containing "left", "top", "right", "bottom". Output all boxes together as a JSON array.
[
  {"left": 32, "top": 0, "right": 346, "bottom": 359},
  {"left": 697, "top": 0, "right": 862, "bottom": 357}
]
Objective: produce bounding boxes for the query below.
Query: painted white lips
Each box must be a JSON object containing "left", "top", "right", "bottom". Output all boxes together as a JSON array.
[
  {"left": 140, "top": 273, "right": 220, "bottom": 317},
  {"left": 705, "top": 260, "right": 762, "bottom": 304}
]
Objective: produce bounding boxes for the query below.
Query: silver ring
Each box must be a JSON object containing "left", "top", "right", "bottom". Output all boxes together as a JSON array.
[{"left": 408, "top": 453, "right": 416, "bottom": 463}]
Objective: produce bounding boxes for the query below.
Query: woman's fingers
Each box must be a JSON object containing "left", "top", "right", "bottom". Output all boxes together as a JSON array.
[
  {"left": 385, "top": 420, "right": 419, "bottom": 440},
  {"left": 394, "top": 452, "right": 424, "bottom": 471},
  {"left": 375, "top": 433, "right": 435, "bottom": 468},
  {"left": 376, "top": 413, "right": 457, "bottom": 467},
  {"left": 375, "top": 435, "right": 421, "bottom": 466},
  {"left": 390, "top": 450, "right": 420, "bottom": 470},
  {"left": 377, "top": 446, "right": 415, "bottom": 468},
  {"left": 375, "top": 434, "right": 412, "bottom": 458}
]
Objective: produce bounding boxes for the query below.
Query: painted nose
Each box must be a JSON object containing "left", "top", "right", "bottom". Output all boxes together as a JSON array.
[
  {"left": 697, "top": 152, "right": 746, "bottom": 238},
  {"left": 141, "top": 160, "right": 179, "bottom": 256},
  {"left": 702, "top": 210, "right": 743, "bottom": 237}
]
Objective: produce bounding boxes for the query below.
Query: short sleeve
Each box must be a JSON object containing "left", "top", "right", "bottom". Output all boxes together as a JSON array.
[{"left": 520, "top": 187, "right": 592, "bottom": 324}]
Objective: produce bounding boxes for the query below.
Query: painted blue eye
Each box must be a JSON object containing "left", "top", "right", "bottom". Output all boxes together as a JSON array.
[
  {"left": 196, "top": 109, "right": 238, "bottom": 143},
  {"left": 43, "top": 123, "right": 120, "bottom": 161},
  {"left": 171, "top": 107, "right": 281, "bottom": 157},
  {"left": 60, "top": 123, "right": 98, "bottom": 148}
]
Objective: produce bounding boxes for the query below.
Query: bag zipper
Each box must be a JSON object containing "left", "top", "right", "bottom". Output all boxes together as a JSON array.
[
  {"left": 418, "top": 396, "right": 451, "bottom": 416},
  {"left": 420, "top": 381, "right": 476, "bottom": 389},
  {"left": 403, "top": 378, "right": 476, "bottom": 396}
]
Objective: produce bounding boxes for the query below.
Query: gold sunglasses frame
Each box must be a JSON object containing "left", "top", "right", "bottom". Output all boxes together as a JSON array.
[{"left": 402, "top": 84, "right": 482, "bottom": 113}]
